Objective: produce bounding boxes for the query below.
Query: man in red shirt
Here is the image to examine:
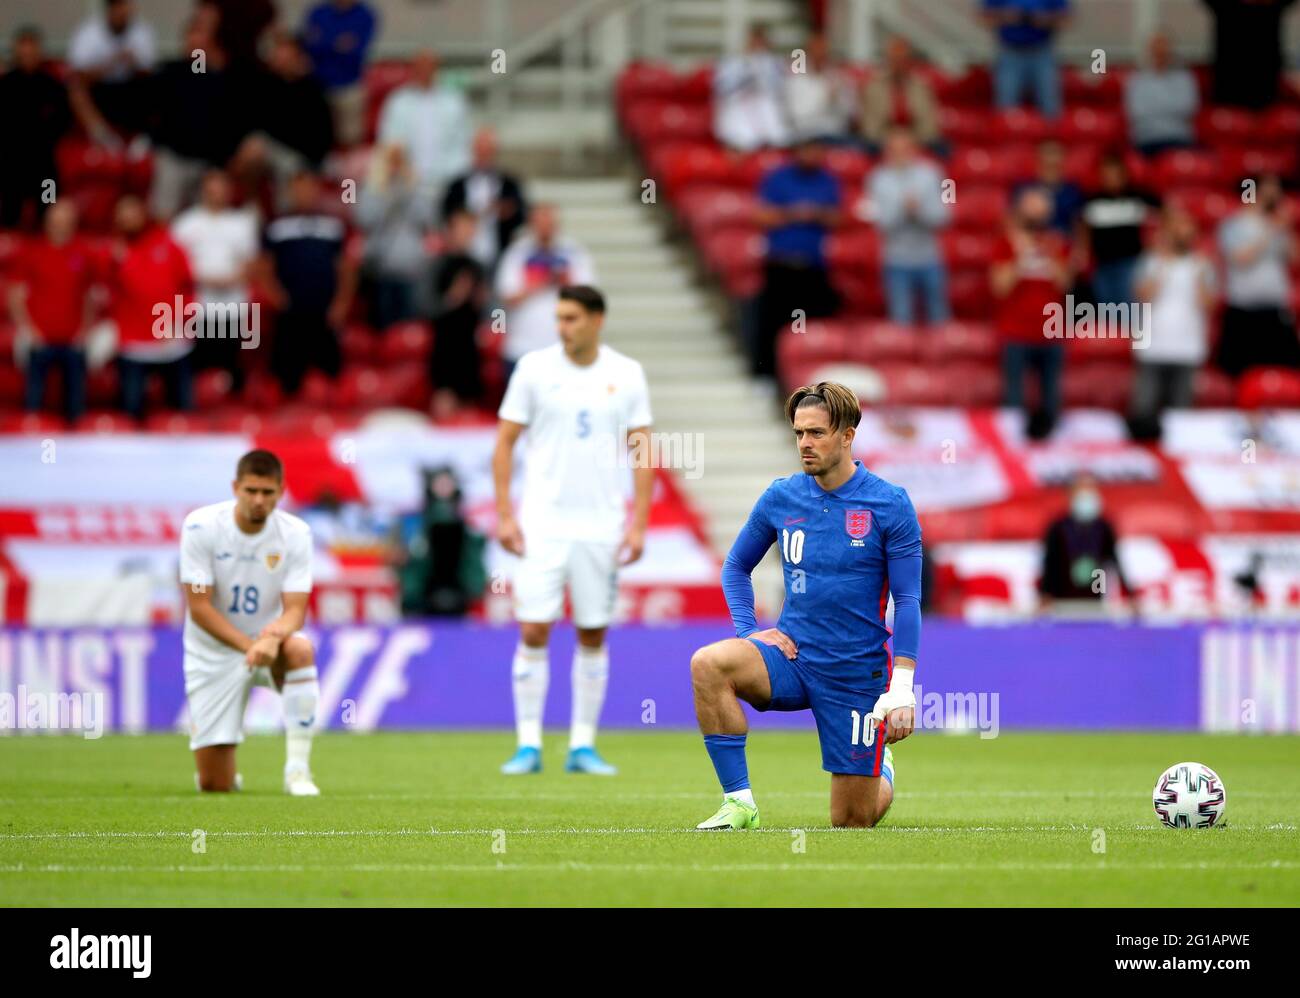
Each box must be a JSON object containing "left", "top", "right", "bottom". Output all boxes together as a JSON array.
[
  {"left": 105, "top": 194, "right": 197, "bottom": 420},
  {"left": 990, "top": 186, "right": 1072, "bottom": 436},
  {"left": 8, "top": 201, "right": 98, "bottom": 423}
]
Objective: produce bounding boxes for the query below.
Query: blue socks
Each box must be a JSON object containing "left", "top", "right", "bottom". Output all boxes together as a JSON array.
[{"left": 703, "top": 733, "right": 750, "bottom": 794}]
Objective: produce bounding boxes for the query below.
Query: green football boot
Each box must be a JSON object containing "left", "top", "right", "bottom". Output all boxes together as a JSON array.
[{"left": 695, "top": 795, "right": 761, "bottom": 830}]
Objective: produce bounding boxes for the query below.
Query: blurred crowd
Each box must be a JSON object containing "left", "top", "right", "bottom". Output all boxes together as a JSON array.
[
  {"left": 2, "top": 0, "right": 601, "bottom": 426},
  {"left": 719, "top": 1, "right": 1300, "bottom": 438}
]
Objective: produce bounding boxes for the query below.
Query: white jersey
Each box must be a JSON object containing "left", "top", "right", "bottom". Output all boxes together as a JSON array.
[
  {"left": 179, "top": 500, "right": 313, "bottom": 664},
  {"left": 498, "top": 343, "right": 653, "bottom": 544}
]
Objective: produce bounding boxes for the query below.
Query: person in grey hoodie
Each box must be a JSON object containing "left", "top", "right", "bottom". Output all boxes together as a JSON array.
[
  {"left": 866, "top": 124, "right": 951, "bottom": 325},
  {"left": 357, "top": 143, "right": 436, "bottom": 329},
  {"left": 1124, "top": 32, "right": 1199, "bottom": 158}
]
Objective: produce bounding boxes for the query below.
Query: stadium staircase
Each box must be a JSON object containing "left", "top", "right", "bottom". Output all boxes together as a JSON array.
[{"left": 531, "top": 176, "right": 791, "bottom": 610}]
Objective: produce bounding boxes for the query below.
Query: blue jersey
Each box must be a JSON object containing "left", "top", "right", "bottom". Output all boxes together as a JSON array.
[{"left": 721, "top": 460, "right": 922, "bottom": 690}]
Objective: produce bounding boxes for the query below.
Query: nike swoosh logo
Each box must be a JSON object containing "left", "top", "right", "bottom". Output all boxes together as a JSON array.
[{"left": 784, "top": 517, "right": 806, "bottom": 525}]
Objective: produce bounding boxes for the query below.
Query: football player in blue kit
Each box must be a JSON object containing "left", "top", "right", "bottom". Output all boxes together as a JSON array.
[{"left": 690, "top": 381, "right": 923, "bottom": 829}]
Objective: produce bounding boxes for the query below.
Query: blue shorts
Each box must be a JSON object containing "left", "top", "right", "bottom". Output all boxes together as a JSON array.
[{"left": 748, "top": 637, "right": 889, "bottom": 777}]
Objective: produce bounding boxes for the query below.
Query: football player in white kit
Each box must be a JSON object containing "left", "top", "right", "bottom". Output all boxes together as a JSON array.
[
  {"left": 494, "top": 285, "right": 654, "bottom": 774},
  {"left": 179, "top": 449, "right": 322, "bottom": 795}
]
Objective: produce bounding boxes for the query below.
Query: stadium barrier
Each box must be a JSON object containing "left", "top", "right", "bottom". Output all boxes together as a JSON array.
[{"left": 1, "top": 622, "right": 1298, "bottom": 736}]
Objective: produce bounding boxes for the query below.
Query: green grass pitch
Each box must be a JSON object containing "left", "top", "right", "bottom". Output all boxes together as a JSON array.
[{"left": 1, "top": 731, "right": 1297, "bottom": 906}]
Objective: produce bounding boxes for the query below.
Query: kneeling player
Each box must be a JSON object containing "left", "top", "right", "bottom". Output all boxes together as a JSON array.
[
  {"left": 691, "top": 382, "right": 921, "bottom": 829},
  {"left": 180, "top": 449, "right": 321, "bottom": 795}
]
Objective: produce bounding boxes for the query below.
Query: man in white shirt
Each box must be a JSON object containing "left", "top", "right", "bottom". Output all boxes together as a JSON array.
[
  {"left": 179, "top": 449, "right": 322, "bottom": 795},
  {"left": 171, "top": 170, "right": 260, "bottom": 388},
  {"left": 714, "top": 25, "right": 793, "bottom": 151},
  {"left": 494, "top": 203, "right": 596, "bottom": 377},
  {"left": 1131, "top": 202, "right": 1216, "bottom": 429},
  {"left": 67, "top": 0, "right": 156, "bottom": 143},
  {"left": 493, "top": 286, "right": 654, "bottom": 775},
  {"left": 376, "top": 49, "right": 471, "bottom": 202}
]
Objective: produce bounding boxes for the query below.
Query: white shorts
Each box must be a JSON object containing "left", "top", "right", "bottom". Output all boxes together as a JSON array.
[
  {"left": 183, "top": 653, "right": 275, "bottom": 751},
  {"left": 513, "top": 536, "right": 619, "bottom": 629}
]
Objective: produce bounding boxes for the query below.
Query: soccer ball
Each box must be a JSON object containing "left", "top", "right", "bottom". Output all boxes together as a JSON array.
[{"left": 1152, "top": 762, "right": 1227, "bottom": 828}]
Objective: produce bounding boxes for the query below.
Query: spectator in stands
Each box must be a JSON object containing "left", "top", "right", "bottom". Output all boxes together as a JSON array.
[
  {"left": 992, "top": 187, "right": 1071, "bottom": 436},
  {"left": 1124, "top": 31, "right": 1199, "bottom": 158},
  {"left": 859, "top": 35, "right": 942, "bottom": 156},
  {"left": 1080, "top": 152, "right": 1157, "bottom": 309},
  {"left": 713, "top": 25, "right": 792, "bottom": 152},
  {"left": 147, "top": 17, "right": 242, "bottom": 220},
  {"left": 1129, "top": 201, "right": 1216, "bottom": 434},
  {"left": 868, "top": 124, "right": 951, "bottom": 326},
  {"left": 200, "top": 0, "right": 276, "bottom": 72},
  {"left": 1013, "top": 139, "right": 1084, "bottom": 237},
  {"left": 429, "top": 210, "right": 488, "bottom": 417},
  {"left": 377, "top": 49, "right": 472, "bottom": 202},
  {"left": 171, "top": 170, "right": 260, "bottom": 392},
  {"left": 67, "top": 0, "right": 157, "bottom": 146},
  {"left": 1038, "top": 472, "right": 1129, "bottom": 608},
  {"left": 440, "top": 127, "right": 527, "bottom": 274},
  {"left": 230, "top": 32, "right": 335, "bottom": 212},
  {"left": 1216, "top": 173, "right": 1300, "bottom": 376},
  {"left": 495, "top": 203, "right": 595, "bottom": 382},
  {"left": 104, "top": 195, "right": 196, "bottom": 420},
  {"left": 357, "top": 144, "right": 435, "bottom": 330},
  {"left": 1202, "top": 0, "right": 1297, "bottom": 109},
  {"left": 302, "top": 0, "right": 379, "bottom": 148},
  {"left": 9, "top": 202, "right": 97, "bottom": 424},
  {"left": 260, "top": 171, "right": 356, "bottom": 396},
  {"left": 0, "top": 27, "right": 71, "bottom": 230},
  {"left": 980, "top": 0, "right": 1070, "bottom": 120},
  {"left": 754, "top": 139, "right": 841, "bottom": 383},
  {"left": 785, "top": 33, "right": 855, "bottom": 144}
]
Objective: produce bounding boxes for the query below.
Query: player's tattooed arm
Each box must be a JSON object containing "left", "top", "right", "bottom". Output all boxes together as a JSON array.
[{"left": 184, "top": 583, "right": 255, "bottom": 656}]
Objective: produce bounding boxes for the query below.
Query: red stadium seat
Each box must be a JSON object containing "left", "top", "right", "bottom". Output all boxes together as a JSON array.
[
  {"left": 1237, "top": 367, "right": 1300, "bottom": 408},
  {"left": 848, "top": 320, "right": 921, "bottom": 364},
  {"left": 1061, "top": 107, "right": 1125, "bottom": 145},
  {"left": 1196, "top": 106, "right": 1257, "bottom": 146},
  {"left": 1260, "top": 105, "right": 1300, "bottom": 145},
  {"left": 994, "top": 108, "right": 1062, "bottom": 143},
  {"left": 73, "top": 411, "right": 137, "bottom": 434},
  {"left": 940, "top": 107, "right": 995, "bottom": 144},
  {"left": 1063, "top": 66, "right": 1126, "bottom": 107},
  {"left": 377, "top": 320, "right": 433, "bottom": 363},
  {"left": 920, "top": 321, "right": 999, "bottom": 362},
  {"left": 194, "top": 370, "right": 234, "bottom": 409},
  {"left": 1150, "top": 149, "right": 1221, "bottom": 188},
  {"left": 949, "top": 144, "right": 1036, "bottom": 186},
  {"left": 826, "top": 230, "right": 881, "bottom": 271},
  {"left": 950, "top": 185, "right": 1009, "bottom": 230}
]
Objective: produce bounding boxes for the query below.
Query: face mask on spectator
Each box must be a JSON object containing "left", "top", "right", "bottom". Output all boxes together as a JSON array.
[{"left": 1071, "top": 489, "right": 1102, "bottom": 522}]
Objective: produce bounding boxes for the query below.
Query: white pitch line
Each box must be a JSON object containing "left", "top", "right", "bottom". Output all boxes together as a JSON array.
[
  {"left": 0, "top": 790, "right": 1293, "bottom": 805},
  {"left": 0, "top": 824, "right": 1295, "bottom": 841},
  {"left": 2, "top": 860, "right": 1298, "bottom": 875}
]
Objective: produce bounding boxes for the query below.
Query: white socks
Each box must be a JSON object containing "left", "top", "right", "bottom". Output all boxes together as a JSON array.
[
  {"left": 512, "top": 643, "right": 549, "bottom": 749},
  {"left": 282, "top": 665, "right": 319, "bottom": 773},
  {"left": 569, "top": 644, "right": 609, "bottom": 750},
  {"left": 728, "top": 788, "right": 756, "bottom": 807}
]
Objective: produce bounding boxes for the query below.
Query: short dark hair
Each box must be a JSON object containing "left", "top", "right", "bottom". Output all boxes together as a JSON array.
[
  {"left": 558, "top": 285, "right": 606, "bottom": 315},
  {"left": 235, "top": 449, "right": 283, "bottom": 482},
  {"left": 13, "top": 24, "right": 41, "bottom": 43}
]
